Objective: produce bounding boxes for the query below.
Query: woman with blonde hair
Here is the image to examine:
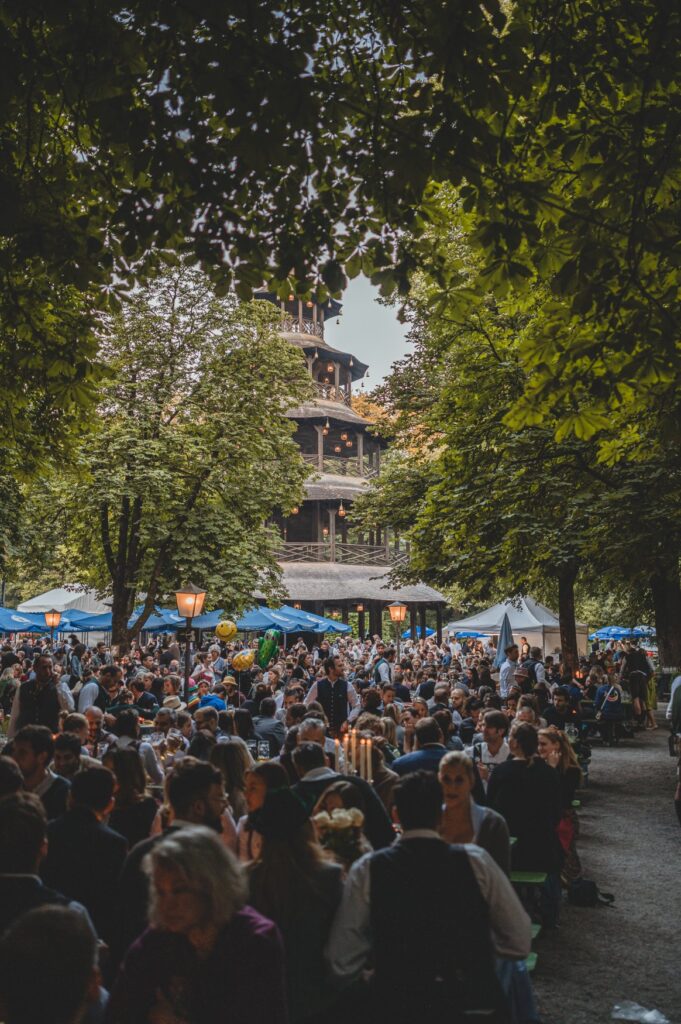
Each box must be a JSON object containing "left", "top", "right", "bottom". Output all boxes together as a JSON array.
[
  {"left": 108, "top": 827, "right": 287, "bottom": 1023},
  {"left": 537, "top": 727, "right": 583, "bottom": 883},
  {"left": 438, "top": 751, "right": 511, "bottom": 874}
]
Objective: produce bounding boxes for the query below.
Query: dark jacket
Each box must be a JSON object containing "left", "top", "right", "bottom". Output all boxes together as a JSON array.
[
  {"left": 487, "top": 757, "right": 563, "bottom": 873},
  {"left": 391, "top": 744, "right": 448, "bottom": 776},
  {"left": 42, "top": 807, "right": 128, "bottom": 943},
  {"left": 253, "top": 715, "right": 286, "bottom": 758},
  {"left": 0, "top": 875, "right": 71, "bottom": 934},
  {"left": 108, "top": 796, "right": 158, "bottom": 849},
  {"left": 249, "top": 860, "right": 342, "bottom": 1022},
  {"left": 39, "top": 773, "right": 71, "bottom": 821},
  {"left": 16, "top": 678, "right": 61, "bottom": 732}
]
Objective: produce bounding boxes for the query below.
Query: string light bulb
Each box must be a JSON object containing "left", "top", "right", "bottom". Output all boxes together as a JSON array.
[{"left": 338, "top": 501, "right": 346, "bottom": 517}]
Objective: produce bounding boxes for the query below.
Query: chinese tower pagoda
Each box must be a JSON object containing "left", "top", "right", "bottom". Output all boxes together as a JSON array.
[{"left": 255, "top": 292, "right": 446, "bottom": 640}]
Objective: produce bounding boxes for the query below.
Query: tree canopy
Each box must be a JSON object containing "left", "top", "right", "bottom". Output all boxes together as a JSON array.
[
  {"left": 13, "top": 2, "right": 681, "bottom": 454},
  {"left": 5, "top": 266, "right": 311, "bottom": 644}
]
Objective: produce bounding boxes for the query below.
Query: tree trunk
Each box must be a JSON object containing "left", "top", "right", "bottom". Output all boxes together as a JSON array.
[
  {"left": 111, "top": 586, "right": 136, "bottom": 653},
  {"left": 557, "top": 566, "right": 579, "bottom": 676},
  {"left": 650, "top": 571, "right": 681, "bottom": 676}
]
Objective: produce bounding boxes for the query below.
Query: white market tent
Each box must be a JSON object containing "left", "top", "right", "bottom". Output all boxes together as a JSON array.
[
  {"left": 446, "top": 596, "right": 589, "bottom": 657},
  {"left": 17, "top": 586, "right": 110, "bottom": 616}
]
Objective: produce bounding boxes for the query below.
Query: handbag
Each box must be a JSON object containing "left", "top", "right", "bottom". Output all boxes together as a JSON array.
[{"left": 668, "top": 732, "right": 680, "bottom": 758}]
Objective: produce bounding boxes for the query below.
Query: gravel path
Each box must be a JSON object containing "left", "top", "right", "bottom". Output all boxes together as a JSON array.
[{"left": 533, "top": 713, "right": 679, "bottom": 1024}]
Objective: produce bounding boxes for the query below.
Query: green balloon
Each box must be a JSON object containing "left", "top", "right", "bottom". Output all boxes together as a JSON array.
[{"left": 257, "top": 628, "right": 281, "bottom": 668}]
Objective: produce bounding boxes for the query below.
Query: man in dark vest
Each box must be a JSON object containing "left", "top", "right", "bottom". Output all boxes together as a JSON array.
[
  {"left": 327, "top": 771, "right": 531, "bottom": 1023},
  {"left": 15, "top": 655, "right": 62, "bottom": 733},
  {"left": 304, "top": 656, "right": 358, "bottom": 736}
]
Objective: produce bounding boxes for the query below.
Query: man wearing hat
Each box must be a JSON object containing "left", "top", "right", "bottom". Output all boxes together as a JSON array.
[
  {"left": 513, "top": 665, "right": 532, "bottom": 695},
  {"left": 162, "top": 694, "right": 187, "bottom": 712}
]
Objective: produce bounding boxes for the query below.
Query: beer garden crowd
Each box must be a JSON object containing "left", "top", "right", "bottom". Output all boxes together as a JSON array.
[{"left": 0, "top": 624, "right": 675, "bottom": 1024}]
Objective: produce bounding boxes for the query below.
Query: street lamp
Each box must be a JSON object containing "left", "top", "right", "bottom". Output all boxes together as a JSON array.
[
  {"left": 387, "top": 602, "right": 407, "bottom": 663},
  {"left": 44, "top": 608, "right": 61, "bottom": 645},
  {"left": 175, "top": 584, "right": 206, "bottom": 702}
]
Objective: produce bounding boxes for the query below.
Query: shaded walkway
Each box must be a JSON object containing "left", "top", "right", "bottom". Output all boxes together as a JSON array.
[{"left": 533, "top": 717, "right": 679, "bottom": 1023}]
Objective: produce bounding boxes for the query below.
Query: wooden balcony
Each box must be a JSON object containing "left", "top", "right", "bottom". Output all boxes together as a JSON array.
[
  {"left": 281, "top": 315, "right": 324, "bottom": 339},
  {"left": 300, "top": 453, "right": 378, "bottom": 478},
  {"left": 277, "top": 541, "right": 409, "bottom": 567},
  {"left": 310, "top": 380, "right": 352, "bottom": 407}
]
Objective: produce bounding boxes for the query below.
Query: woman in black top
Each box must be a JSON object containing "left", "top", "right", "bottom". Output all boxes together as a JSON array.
[
  {"left": 103, "top": 748, "right": 158, "bottom": 849},
  {"left": 249, "top": 789, "right": 343, "bottom": 1024},
  {"left": 487, "top": 721, "right": 563, "bottom": 872},
  {"left": 538, "top": 727, "right": 583, "bottom": 884}
]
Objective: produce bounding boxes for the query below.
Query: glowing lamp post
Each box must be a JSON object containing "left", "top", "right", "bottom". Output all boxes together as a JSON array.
[
  {"left": 175, "top": 584, "right": 206, "bottom": 701},
  {"left": 44, "top": 609, "right": 61, "bottom": 644},
  {"left": 387, "top": 602, "right": 407, "bottom": 663}
]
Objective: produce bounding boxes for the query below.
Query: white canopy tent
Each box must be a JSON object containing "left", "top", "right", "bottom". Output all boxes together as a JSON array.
[
  {"left": 17, "top": 586, "right": 110, "bottom": 616},
  {"left": 446, "top": 596, "right": 589, "bottom": 657}
]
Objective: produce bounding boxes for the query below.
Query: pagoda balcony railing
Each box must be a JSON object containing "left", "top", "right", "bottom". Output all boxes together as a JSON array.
[
  {"left": 277, "top": 541, "right": 409, "bottom": 567},
  {"left": 281, "top": 315, "right": 324, "bottom": 339},
  {"left": 311, "top": 381, "right": 353, "bottom": 407},
  {"left": 299, "top": 453, "right": 379, "bottom": 479}
]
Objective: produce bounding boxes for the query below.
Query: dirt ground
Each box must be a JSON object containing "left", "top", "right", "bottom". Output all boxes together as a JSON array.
[{"left": 532, "top": 712, "right": 679, "bottom": 1024}]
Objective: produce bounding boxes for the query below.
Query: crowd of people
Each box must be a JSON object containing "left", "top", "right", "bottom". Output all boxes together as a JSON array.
[{"left": 0, "top": 627, "right": 664, "bottom": 1024}]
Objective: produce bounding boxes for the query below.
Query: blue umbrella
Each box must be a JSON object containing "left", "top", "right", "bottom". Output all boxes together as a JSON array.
[
  {"left": 276, "top": 605, "right": 353, "bottom": 634},
  {"left": 493, "top": 613, "right": 514, "bottom": 669},
  {"left": 401, "top": 626, "right": 434, "bottom": 638},
  {"left": 454, "top": 630, "right": 487, "bottom": 639}
]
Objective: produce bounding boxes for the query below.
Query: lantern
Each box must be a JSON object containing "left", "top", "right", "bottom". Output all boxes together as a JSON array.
[
  {"left": 387, "top": 602, "right": 408, "bottom": 624},
  {"left": 338, "top": 501, "right": 346, "bottom": 518},
  {"left": 175, "top": 584, "right": 206, "bottom": 620}
]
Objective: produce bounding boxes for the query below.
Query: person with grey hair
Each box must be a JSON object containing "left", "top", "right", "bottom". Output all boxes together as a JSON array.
[{"left": 107, "top": 827, "right": 287, "bottom": 1024}]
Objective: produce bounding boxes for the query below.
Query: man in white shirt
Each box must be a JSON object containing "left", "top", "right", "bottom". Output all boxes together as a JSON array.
[
  {"left": 499, "top": 643, "right": 519, "bottom": 698},
  {"left": 326, "top": 771, "right": 531, "bottom": 1021}
]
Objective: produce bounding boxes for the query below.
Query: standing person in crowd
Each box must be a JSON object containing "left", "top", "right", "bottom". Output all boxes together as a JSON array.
[
  {"left": 0, "top": 793, "right": 95, "bottom": 933},
  {"left": 12, "top": 725, "right": 70, "bottom": 819},
  {"left": 102, "top": 748, "right": 160, "bottom": 848},
  {"left": 210, "top": 738, "right": 252, "bottom": 820},
  {"left": 0, "top": 904, "right": 103, "bottom": 1024},
  {"left": 537, "top": 728, "right": 583, "bottom": 884},
  {"left": 487, "top": 722, "right": 563, "bottom": 927},
  {"left": 9, "top": 654, "right": 72, "bottom": 736},
  {"left": 499, "top": 643, "right": 519, "bottom": 699},
  {"left": 237, "top": 760, "right": 290, "bottom": 862},
  {"left": 254, "top": 696, "right": 286, "bottom": 757},
  {"left": 304, "top": 655, "right": 358, "bottom": 736},
  {"left": 108, "top": 828, "right": 288, "bottom": 1024},
  {"left": 391, "top": 717, "right": 449, "bottom": 775},
  {"left": 115, "top": 757, "right": 231, "bottom": 958},
  {"left": 105, "top": 708, "right": 164, "bottom": 785},
  {"left": 41, "top": 766, "right": 128, "bottom": 945},
  {"left": 326, "top": 771, "right": 531, "bottom": 1023},
  {"left": 249, "top": 788, "right": 343, "bottom": 1023}
]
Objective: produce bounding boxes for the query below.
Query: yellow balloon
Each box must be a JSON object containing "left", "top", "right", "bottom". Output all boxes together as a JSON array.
[
  {"left": 232, "top": 650, "right": 255, "bottom": 671},
  {"left": 215, "top": 620, "right": 237, "bottom": 641}
]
